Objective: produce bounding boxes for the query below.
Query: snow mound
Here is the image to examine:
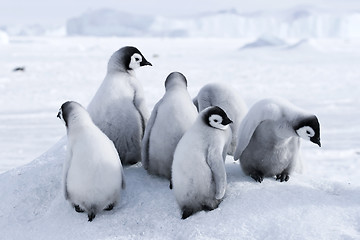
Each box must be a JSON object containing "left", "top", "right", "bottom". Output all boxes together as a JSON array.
[
  {"left": 241, "top": 36, "right": 287, "bottom": 50},
  {"left": 1, "top": 138, "right": 360, "bottom": 239},
  {"left": 285, "top": 39, "right": 315, "bottom": 51},
  {"left": 0, "top": 30, "right": 9, "bottom": 44}
]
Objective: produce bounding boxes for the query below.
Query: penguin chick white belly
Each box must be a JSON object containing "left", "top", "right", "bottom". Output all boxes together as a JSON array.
[{"left": 66, "top": 131, "right": 122, "bottom": 209}]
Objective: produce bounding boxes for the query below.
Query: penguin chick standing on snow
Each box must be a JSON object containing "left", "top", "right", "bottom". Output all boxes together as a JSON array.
[
  {"left": 87, "top": 46, "right": 152, "bottom": 165},
  {"left": 193, "top": 83, "right": 247, "bottom": 156},
  {"left": 142, "top": 72, "right": 197, "bottom": 183},
  {"left": 172, "top": 106, "right": 232, "bottom": 219},
  {"left": 234, "top": 98, "right": 321, "bottom": 183},
  {"left": 58, "top": 101, "right": 125, "bottom": 222}
]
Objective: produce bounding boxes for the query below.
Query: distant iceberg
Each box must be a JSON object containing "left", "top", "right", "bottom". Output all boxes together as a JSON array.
[
  {"left": 3, "top": 25, "right": 66, "bottom": 37},
  {"left": 3, "top": 7, "right": 360, "bottom": 39},
  {"left": 66, "top": 9, "right": 155, "bottom": 37},
  {"left": 65, "top": 8, "right": 360, "bottom": 39}
]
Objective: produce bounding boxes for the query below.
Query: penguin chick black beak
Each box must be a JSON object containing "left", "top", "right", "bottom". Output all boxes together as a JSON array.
[
  {"left": 141, "top": 60, "right": 152, "bottom": 67},
  {"left": 223, "top": 118, "right": 233, "bottom": 126},
  {"left": 57, "top": 111, "right": 61, "bottom": 119},
  {"left": 311, "top": 137, "right": 321, "bottom": 147}
]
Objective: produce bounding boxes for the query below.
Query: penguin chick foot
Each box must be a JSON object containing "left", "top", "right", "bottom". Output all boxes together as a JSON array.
[
  {"left": 250, "top": 171, "right": 264, "bottom": 183},
  {"left": 88, "top": 212, "right": 96, "bottom": 222},
  {"left": 181, "top": 207, "right": 194, "bottom": 220},
  {"left": 202, "top": 204, "right": 217, "bottom": 212},
  {"left": 74, "top": 205, "right": 85, "bottom": 213},
  {"left": 276, "top": 173, "right": 290, "bottom": 182},
  {"left": 104, "top": 203, "right": 114, "bottom": 211}
]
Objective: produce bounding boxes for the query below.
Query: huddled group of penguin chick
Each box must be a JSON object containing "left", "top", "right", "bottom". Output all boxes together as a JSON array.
[{"left": 57, "top": 46, "right": 321, "bottom": 222}]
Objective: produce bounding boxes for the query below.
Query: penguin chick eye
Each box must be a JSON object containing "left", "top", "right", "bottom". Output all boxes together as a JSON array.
[
  {"left": 306, "top": 130, "right": 311, "bottom": 135},
  {"left": 135, "top": 57, "right": 140, "bottom": 61}
]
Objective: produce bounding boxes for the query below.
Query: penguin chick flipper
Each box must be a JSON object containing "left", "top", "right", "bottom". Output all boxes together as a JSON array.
[
  {"left": 141, "top": 100, "right": 161, "bottom": 170},
  {"left": 121, "top": 167, "right": 126, "bottom": 189},
  {"left": 206, "top": 148, "right": 227, "bottom": 200},
  {"left": 276, "top": 173, "right": 290, "bottom": 182}
]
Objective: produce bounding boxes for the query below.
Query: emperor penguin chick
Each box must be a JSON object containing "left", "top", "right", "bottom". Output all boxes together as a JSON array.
[
  {"left": 172, "top": 106, "right": 232, "bottom": 219},
  {"left": 193, "top": 83, "right": 247, "bottom": 155},
  {"left": 142, "top": 72, "right": 197, "bottom": 182},
  {"left": 87, "top": 46, "right": 152, "bottom": 165},
  {"left": 58, "top": 101, "right": 125, "bottom": 222},
  {"left": 234, "top": 98, "right": 321, "bottom": 183}
]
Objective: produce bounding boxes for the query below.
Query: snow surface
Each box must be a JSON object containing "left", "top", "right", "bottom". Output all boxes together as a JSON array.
[
  {"left": 240, "top": 36, "right": 287, "bottom": 49},
  {"left": 0, "top": 30, "right": 9, "bottom": 44},
  {"left": 1, "top": 37, "right": 360, "bottom": 239}
]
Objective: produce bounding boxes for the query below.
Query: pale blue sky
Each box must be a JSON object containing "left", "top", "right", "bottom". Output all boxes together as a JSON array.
[{"left": 0, "top": 0, "right": 359, "bottom": 26}]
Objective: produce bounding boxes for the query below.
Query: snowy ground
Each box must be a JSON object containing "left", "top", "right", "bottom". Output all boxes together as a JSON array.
[{"left": 0, "top": 36, "right": 360, "bottom": 239}]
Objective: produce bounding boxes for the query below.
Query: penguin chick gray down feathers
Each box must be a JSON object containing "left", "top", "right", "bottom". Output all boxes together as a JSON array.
[
  {"left": 142, "top": 72, "right": 197, "bottom": 181},
  {"left": 58, "top": 101, "right": 125, "bottom": 222},
  {"left": 87, "top": 46, "right": 152, "bottom": 165},
  {"left": 193, "top": 83, "right": 247, "bottom": 156},
  {"left": 234, "top": 97, "right": 321, "bottom": 183},
  {"left": 172, "top": 106, "right": 232, "bottom": 219}
]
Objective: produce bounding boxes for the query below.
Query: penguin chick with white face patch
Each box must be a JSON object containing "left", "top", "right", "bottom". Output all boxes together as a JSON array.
[
  {"left": 142, "top": 72, "right": 197, "bottom": 183},
  {"left": 87, "top": 46, "right": 152, "bottom": 165},
  {"left": 193, "top": 83, "right": 248, "bottom": 156},
  {"left": 172, "top": 106, "right": 232, "bottom": 219},
  {"left": 233, "top": 98, "right": 321, "bottom": 183},
  {"left": 58, "top": 101, "right": 125, "bottom": 222}
]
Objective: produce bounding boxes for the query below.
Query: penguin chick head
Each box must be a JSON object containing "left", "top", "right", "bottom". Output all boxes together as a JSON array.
[
  {"left": 203, "top": 106, "right": 233, "bottom": 130},
  {"left": 165, "top": 72, "right": 188, "bottom": 90},
  {"left": 57, "top": 101, "right": 88, "bottom": 127},
  {"left": 294, "top": 115, "right": 321, "bottom": 147},
  {"left": 108, "top": 46, "right": 152, "bottom": 72}
]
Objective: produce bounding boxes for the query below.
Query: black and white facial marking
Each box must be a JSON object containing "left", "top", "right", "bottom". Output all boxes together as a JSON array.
[
  {"left": 57, "top": 107, "right": 66, "bottom": 125},
  {"left": 57, "top": 101, "right": 76, "bottom": 127},
  {"left": 203, "top": 106, "right": 233, "bottom": 130},
  {"left": 119, "top": 46, "right": 152, "bottom": 71},
  {"left": 164, "top": 72, "right": 188, "bottom": 90},
  {"left": 294, "top": 115, "right": 321, "bottom": 147}
]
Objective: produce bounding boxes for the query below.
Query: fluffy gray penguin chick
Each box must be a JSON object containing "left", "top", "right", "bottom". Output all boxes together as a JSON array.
[
  {"left": 58, "top": 101, "right": 125, "bottom": 222},
  {"left": 234, "top": 97, "right": 321, "bottom": 183},
  {"left": 142, "top": 72, "right": 197, "bottom": 186},
  {"left": 87, "top": 46, "right": 152, "bottom": 165},
  {"left": 172, "top": 106, "right": 232, "bottom": 219}
]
